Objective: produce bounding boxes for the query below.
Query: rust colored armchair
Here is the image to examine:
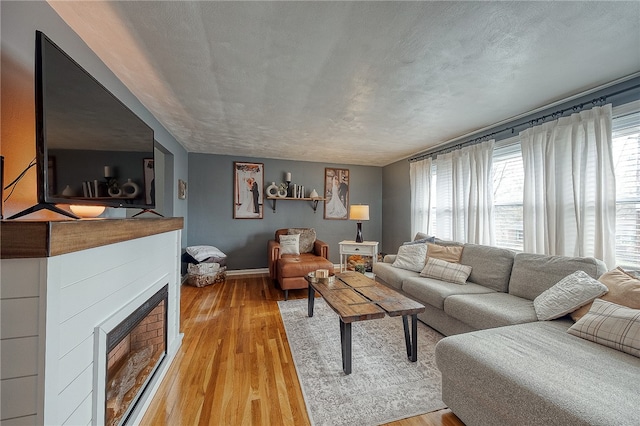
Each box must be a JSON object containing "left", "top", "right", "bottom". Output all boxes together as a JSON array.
[{"left": 268, "top": 228, "right": 334, "bottom": 300}]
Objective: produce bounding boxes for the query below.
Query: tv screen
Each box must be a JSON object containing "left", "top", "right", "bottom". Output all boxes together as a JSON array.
[{"left": 36, "top": 31, "right": 155, "bottom": 210}]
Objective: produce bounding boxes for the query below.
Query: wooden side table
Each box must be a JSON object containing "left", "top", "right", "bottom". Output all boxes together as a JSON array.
[{"left": 339, "top": 240, "right": 379, "bottom": 272}]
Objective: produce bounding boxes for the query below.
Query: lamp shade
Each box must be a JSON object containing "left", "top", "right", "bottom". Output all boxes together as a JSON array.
[{"left": 350, "top": 205, "right": 369, "bottom": 221}]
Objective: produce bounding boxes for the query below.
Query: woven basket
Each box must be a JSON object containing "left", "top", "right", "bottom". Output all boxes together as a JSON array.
[{"left": 186, "top": 264, "right": 227, "bottom": 287}]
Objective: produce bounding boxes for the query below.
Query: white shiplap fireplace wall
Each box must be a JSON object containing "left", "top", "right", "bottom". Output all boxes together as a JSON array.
[{"left": 0, "top": 224, "right": 183, "bottom": 425}]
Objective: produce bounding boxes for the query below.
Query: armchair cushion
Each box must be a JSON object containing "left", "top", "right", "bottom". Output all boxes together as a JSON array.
[{"left": 287, "top": 228, "right": 316, "bottom": 253}]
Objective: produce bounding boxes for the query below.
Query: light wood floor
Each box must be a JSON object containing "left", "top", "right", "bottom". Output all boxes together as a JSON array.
[{"left": 140, "top": 274, "right": 464, "bottom": 426}]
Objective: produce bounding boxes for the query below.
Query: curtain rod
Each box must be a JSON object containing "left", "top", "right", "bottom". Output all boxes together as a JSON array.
[{"left": 408, "top": 81, "right": 640, "bottom": 163}]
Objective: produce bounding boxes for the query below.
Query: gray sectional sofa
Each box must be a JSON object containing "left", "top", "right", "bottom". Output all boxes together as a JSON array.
[{"left": 373, "top": 240, "right": 640, "bottom": 425}]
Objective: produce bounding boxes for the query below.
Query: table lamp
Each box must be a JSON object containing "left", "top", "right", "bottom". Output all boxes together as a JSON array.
[{"left": 350, "top": 205, "right": 369, "bottom": 243}]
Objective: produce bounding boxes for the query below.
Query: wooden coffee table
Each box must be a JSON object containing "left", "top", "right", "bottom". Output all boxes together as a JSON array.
[{"left": 306, "top": 271, "right": 426, "bottom": 374}]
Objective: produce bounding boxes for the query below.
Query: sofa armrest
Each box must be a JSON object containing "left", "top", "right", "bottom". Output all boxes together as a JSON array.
[
  {"left": 384, "top": 254, "right": 397, "bottom": 263},
  {"left": 313, "top": 239, "right": 330, "bottom": 259},
  {"left": 268, "top": 239, "right": 281, "bottom": 279}
]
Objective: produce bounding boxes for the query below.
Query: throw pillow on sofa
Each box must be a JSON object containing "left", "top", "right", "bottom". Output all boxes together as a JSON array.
[
  {"left": 571, "top": 267, "right": 640, "bottom": 321},
  {"left": 426, "top": 242, "right": 463, "bottom": 263},
  {"left": 403, "top": 236, "right": 436, "bottom": 245},
  {"left": 287, "top": 228, "right": 316, "bottom": 253},
  {"left": 568, "top": 298, "right": 640, "bottom": 358},
  {"left": 404, "top": 232, "right": 436, "bottom": 245},
  {"left": 533, "top": 270, "right": 608, "bottom": 321},
  {"left": 420, "top": 257, "right": 472, "bottom": 285},
  {"left": 279, "top": 234, "right": 300, "bottom": 255},
  {"left": 392, "top": 243, "right": 428, "bottom": 272}
]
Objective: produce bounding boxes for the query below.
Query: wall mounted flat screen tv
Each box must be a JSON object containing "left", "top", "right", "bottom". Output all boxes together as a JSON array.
[{"left": 12, "top": 31, "right": 155, "bottom": 219}]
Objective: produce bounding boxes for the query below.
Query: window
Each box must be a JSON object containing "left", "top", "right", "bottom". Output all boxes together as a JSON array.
[
  {"left": 423, "top": 102, "right": 639, "bottom": 270},
  {"left": 611, "top": 109, "right": 640, "bottom": 269},
  {"left": 489, "top": 106, "right": 640, "bottom": 269},
  {"left": 492, "top": 138, "right": 524, "bottom": 251}
]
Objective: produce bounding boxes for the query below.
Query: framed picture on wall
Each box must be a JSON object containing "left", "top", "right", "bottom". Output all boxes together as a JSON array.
[
  {"left": 178, "top": 179, "right": 187, "bottom": 200},
  {"left": 323, "top": 167, "right": 349, "bottom": 220},
  {"left": 143, "top": 158, "right": 154, "bottom": 205},
  {"left": 233, "top": 161, "right": 264, "bottom": 219}
]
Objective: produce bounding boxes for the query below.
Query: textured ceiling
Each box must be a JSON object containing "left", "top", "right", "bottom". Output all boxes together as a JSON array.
[{"left": 48, "top": 1, "right": 640, "bottom": 166}]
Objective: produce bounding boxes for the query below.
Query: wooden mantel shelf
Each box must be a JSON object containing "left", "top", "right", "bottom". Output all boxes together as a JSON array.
[{"left": 1, "top": 217, "right": 184, "bottom": 259}]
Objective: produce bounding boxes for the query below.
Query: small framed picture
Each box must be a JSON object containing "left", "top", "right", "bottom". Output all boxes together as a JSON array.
[
  {"left": 233, "top": 162, "right": 264, "bottom": 219},
  {"left": 324, "top": 168, "right": 349, "bottom": 220},
  {"left": 143, "top": 158, "right": 154, "bottom": 204},
  {"left": 178, "top": 179, "right": 187, "bottom": 200}
]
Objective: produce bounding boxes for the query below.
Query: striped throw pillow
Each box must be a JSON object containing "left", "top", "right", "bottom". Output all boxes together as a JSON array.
[
  {"left": 568, "top": 298, "right": 640, "bottom": 358},
  {"left": 420, "top": 257, "right": 472, "bottom": 285}
]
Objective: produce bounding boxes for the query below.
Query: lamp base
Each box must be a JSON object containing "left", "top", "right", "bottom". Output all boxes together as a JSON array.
[{"left": 355, "top": 222, "right": 363, "bottom": 243}]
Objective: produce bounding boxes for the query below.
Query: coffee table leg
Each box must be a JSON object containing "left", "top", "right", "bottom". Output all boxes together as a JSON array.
[
  {"left": 402, "top": 315, "right": 411, "bottom": 358},
  {"left": 402, "top": 314, "right": 419, "bottom": 362},
  {"left": 411, "top": 314, "right": 418, "bottom": 361},
  {"left": 340, "top": 319, "right": 352, "bottom": 374},
  {"left": 307, "top": 286, "right": 315, "bottom": 317},
  {"left": 340, "top": 319, "right": 344, "bottom": 370}
]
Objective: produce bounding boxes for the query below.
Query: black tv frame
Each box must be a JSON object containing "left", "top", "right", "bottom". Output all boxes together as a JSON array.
[{"left": 8, "top": 31, "right": 155, "bottom": 220}]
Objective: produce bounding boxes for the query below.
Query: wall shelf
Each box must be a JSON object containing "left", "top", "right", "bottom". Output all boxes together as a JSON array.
[{"left": 266, "top": 197, "right": 326, "bottom": 213}]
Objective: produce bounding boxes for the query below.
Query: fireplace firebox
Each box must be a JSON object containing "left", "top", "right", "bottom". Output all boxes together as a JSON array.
[{"left": 103, "top": 285, "right": 168, "bottom": 426}]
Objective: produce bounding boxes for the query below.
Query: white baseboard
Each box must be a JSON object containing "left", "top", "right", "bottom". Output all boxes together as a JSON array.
[
  {"left": 224, "top": 264, "right": 341, "bottom": 276},
  {"left": 226, "top": 267, "right": 269, "bottom": 276},
  {"left": 182, "top": 264, "right": 342, "bottom": 278}
]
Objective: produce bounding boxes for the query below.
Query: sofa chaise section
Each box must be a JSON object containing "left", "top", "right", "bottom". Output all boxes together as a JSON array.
[{"left": 435, "top": 320, "right": 640, "bottom": 426}]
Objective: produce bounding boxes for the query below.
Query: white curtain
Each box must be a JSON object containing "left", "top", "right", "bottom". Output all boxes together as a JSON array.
[
  {"left": 410, "top": 157, "right": 432, "bottom": 238},
  {"left": 520, "top": 104, "right": 616, "bottom": 267},
  {"left": 434, "top": 140, "right": 495, "bottom": 245}
]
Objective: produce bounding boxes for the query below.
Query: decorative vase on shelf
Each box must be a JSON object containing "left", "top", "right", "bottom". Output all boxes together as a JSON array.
[
  {"left": 309, "top": 189, "right": 319, "bottom": 199},
  {"left": 121, "top": 179, "right": 140, "bottom": 198},
  {"left": 277, "top": 187, "right": 288, "bottom": 198},
  {"left": 266, "top": 182, "right": 279, "bottom": 197},
  {"left": 61, "top": 185, "right": 75, "bottom": 197},
  {"left": 108, "top": 186, "right": 122, "bottom": 197}
]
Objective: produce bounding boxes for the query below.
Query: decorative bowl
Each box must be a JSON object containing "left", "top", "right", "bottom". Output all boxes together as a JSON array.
[{"left": 306, "top": 271, "right": 335, "bottom": 284}]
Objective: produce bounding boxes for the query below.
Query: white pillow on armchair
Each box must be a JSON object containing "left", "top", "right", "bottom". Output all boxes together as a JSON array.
[{"left": 279, "top": 234, "right": 300, "bottom": 255}]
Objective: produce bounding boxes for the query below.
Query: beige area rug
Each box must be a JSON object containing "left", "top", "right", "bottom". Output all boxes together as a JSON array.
[{"left": 278, "top": 298, "right": 446, "bottom": 426}]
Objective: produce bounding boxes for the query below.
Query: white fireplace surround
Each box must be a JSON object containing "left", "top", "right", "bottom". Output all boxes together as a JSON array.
[
  {"left": 93, "top": 276, "right": 169, "bottom": 426},
  {"left": 0, "top": 223, "right": 183, "bottom": 425}
]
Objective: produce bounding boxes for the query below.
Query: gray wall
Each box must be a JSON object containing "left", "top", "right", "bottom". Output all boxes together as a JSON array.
[
  {"left": 381, "top": 159, "right": 412, "bottom": 255},
  {"left": 187, "top": 154, "right": 382, "bottom": 270},
  {"left": 1, "top": 1, "right": 189, "bottom": 246}
]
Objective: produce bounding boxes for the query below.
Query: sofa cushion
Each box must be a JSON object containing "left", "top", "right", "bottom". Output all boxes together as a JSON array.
[
  {"left": 427, "top": 243, "right": 463, "bottom": 263},
  {"left": 571, "top": 267, "right": 640, "bottom": 321},
  {"left": 402, "top": 276, "right": 494, "bottom": 310},
  {"left": 435, "top": 321, "right": 640, "bottom": 426},
  {"left": 460, "top": 244, "right": 515, "bottom": 292},
  {"left": 433, "top": 238, "right": 464, "bottom": 247},
  {"left": 372, "top": 262, "right": 420, "bottom": 291},
  {"left": 568, "top": 298, "right": 640, "bottom": 358},
  {"left": 444, "top": 293, "right": 538, "bottom": 329},
  {"left": 279, "top": 234, "right": 300, "bottom": 255},
  {"left": 508, "top": 253, "right": 607, "bottom": 301},
  {"left": 287, "top": 228, "right": 316, "bottom": 253},
  {"left": 420, "top": 257, "right": 472, "bottom": 285},
  {"left": 533, "top": 271, "right": 608, "bottom": 321},
  {"left": 413, "top": 232, "right": 431, "bottom": 241},
  {"left": 392, "top": 243, "right": 428, "bottom": 272},
  {"left": 405, "top": 232, "right": 436, "bottom": 245}
]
